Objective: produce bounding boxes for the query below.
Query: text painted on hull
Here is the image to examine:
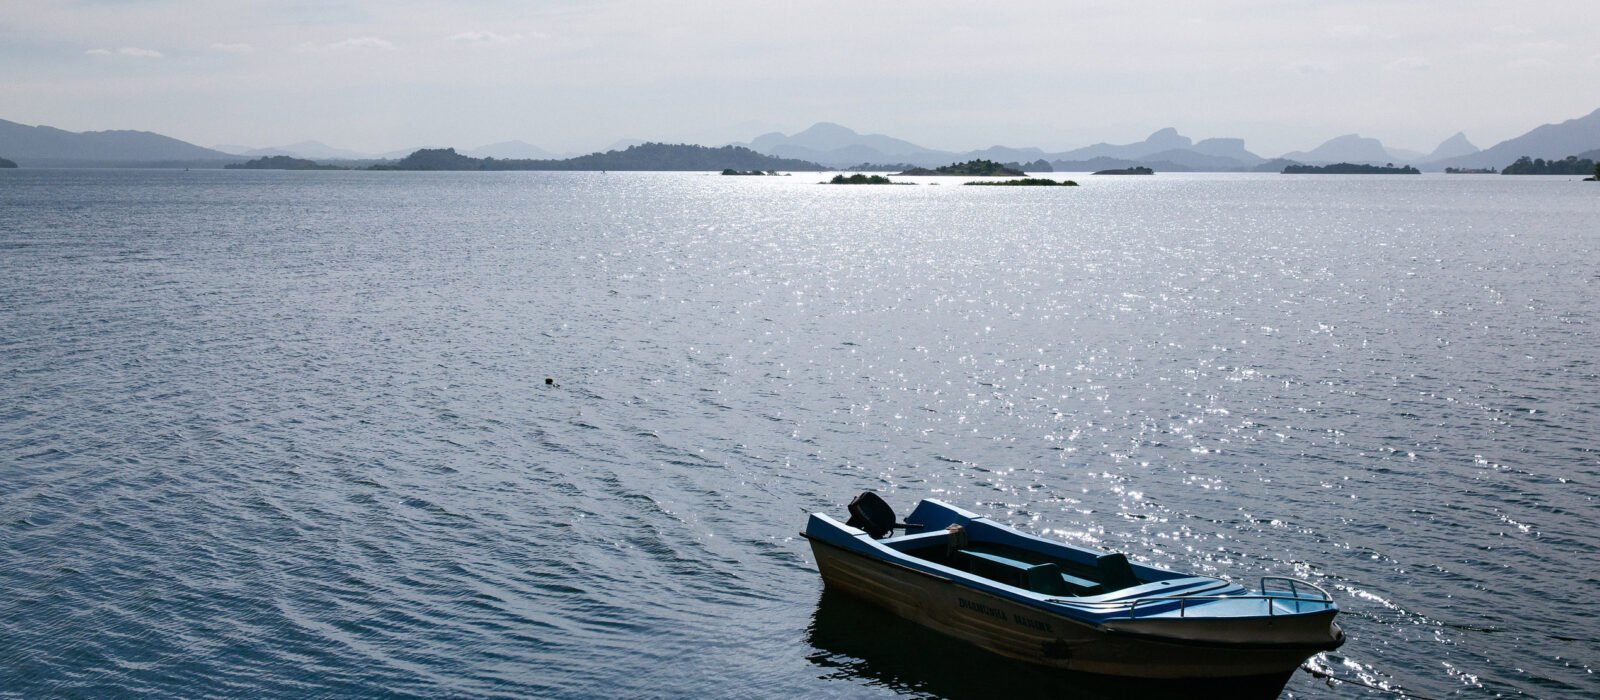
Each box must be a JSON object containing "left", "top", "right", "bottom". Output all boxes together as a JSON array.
[{"left": 958, "top": 597, "right": 1054, "bottom": 634}]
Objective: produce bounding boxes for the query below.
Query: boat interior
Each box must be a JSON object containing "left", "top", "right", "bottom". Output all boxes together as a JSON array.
[
  {"left": 882, "top": 526, "right": 1152, "bottom": 596},
  {"left": 846, "top": 492, "right": 1195, "bottom": 599}
]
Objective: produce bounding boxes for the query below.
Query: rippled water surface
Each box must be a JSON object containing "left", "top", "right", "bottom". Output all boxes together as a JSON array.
[{"left": 3, "top": 169, "right": 1598, "bottom": 698}]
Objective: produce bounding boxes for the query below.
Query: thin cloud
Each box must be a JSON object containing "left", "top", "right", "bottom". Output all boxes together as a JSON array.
[
  {"left": 301, "top": 37, "right": 395, "bottom": 52},
  {"left": 447, "top": 31, "right": 526, "bottom": 44},
  {"left": 210, "top": 43, "right": 256, "bottom": 54},
  {"left": 85, "top": 47, "right": 164, "bottom": 58}
]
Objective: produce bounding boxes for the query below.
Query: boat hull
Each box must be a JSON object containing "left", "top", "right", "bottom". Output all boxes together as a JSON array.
[{"left": 810, "top": 537, "right": 1336, "bottom": 679}]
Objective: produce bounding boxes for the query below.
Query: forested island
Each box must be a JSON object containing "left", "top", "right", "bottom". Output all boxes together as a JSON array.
[
  {"left": 0, "top": 156, "right": 16, "bottom": 168},
  {"left": 1445, "top": 167, "right": 1497, "bottom": 174},
  {"left": 1282, "top": 162, "right": 1419, "bottom": 174},
  {"left": 896, "top": 159, "right": 1026, "bottom": 176},
  {"left": 1501, "top": 155, "right": 1597, "bottom": 175},
  {"left": 827, "top": 174, "right": 902, "bottom": 185},
  {"left": 965, "top": 178, "right": 1078, "bottom": 186},
  {"left": 370, "top": 144, "right": 821, "bottom": 171},
  {"left": 721, "top": 169, "right": 785, "bottom": 176},
  {"left": 225, "top": 155, "right": 347, "bottom": 170},
  {"left": 1092, "top": 166, "right": 1154, "bottom": 175}
]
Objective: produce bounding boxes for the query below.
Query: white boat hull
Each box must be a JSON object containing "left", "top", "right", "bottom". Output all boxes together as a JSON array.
[{"left": 811, "top": 538, "right": 1340, "bottom": 679}]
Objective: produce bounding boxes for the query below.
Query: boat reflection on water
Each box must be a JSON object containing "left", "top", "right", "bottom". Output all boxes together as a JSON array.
[{"left": 805, "top": 590, "right": 1296, "bottom": 700}]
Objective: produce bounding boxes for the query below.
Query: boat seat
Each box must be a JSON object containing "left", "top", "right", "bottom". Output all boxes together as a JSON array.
[
  {"left": 882, "top": 530, "right": 951, "bottom": 553},
  {"left": 1096, "top": 552, "right": 1141, "bottom": 591},
  {"left": 955, "top": 549, "right": 1098, "bottom": 595},
  {"left": 1021, "top": 562, "right": 1071, "bottom": 596}
]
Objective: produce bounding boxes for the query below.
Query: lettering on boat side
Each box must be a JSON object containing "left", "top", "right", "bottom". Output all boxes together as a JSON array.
[
  {"left": 958, "top": 597, "right": 1007, "bottom": 620},
  {"left": 957, "top": 597, "right": 1054, "bottom": 633},
  {"left": 1012, "top": 613, "right": 1053, "bottom": 633}
]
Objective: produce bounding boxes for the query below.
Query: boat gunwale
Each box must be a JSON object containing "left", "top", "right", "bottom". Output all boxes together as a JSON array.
[{"left": 806, "top": 534, "right": 1346, "bottom": 652}]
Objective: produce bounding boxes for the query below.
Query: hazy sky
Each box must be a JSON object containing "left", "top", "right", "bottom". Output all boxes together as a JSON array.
[{"left": 3, "top": 1, "right": 1597, "bottom": 156}]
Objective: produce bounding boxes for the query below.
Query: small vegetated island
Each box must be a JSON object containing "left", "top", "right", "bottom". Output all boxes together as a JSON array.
[
  {"left": 225, "top": 155, "right": 347, "bottom": 170},
  {"left": 0, "top": 156, "right": 17, "bottom": 168},
  {"left": 896, "top": 159, "right": 1027, "bottom": 177},
  {"left": 964, "top": 178, "right": 1078, "bottom": 186},
  {"left": 1092, "top": 166, "right": 1154, "bottom": 175},
  {"left": 1501, "top": 155, "right": 1598, "bottom": 176},
  {"left": 827, "top": 174, "right": 902, "bottom": 185},
  {"left": 1445, "top": 167, "right": 1497, "bottom": 174},
  {"left": 1282, "top": 162, "right": 1419, "bottom": 174},
  {"left": 721, "top": 169, "right": 786, "bottom": 176}
]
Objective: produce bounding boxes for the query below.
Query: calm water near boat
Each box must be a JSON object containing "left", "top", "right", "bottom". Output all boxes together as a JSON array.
[{"left": 2, "top": 169, "right": 1597, "bottom": 698}]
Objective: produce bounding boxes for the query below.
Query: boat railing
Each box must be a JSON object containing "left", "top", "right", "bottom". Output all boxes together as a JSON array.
[
  {"left": 1259, "top": 576, "right": 1333, "bottom": 603},
  {"left": 1068, "top": 577, "right": 1335, "bottom": 618}
]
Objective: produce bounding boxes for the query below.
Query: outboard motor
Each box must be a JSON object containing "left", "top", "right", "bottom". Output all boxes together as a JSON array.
[{"left": 845, "top": 491, "right": 905, "bottom": 539}]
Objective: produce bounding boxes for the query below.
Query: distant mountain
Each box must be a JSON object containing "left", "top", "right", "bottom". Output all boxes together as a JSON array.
[
  {"left": 0, "top": 118, "right": 235, "bottom": 165},
  {"left": 605, "top": 138, "right": 647, "bottom": 152},
  {"left": 962, "top": 145, "right": 1051, "bottom": 165},
  {"left": 1047, "top": 132, "right": 1266, "bottom": 171},
  {"left": 547, "top": 143, "right": 824, "bottom": 171},
  {"left": 236, "top": 140, "right": 373, "bottom": 160},
  {"left": 1252, "top": 158, "right": 1302, "bottom": 173},
  {"left": 1133, "top": 148, "right": 1254, "bottom": 170},
  {"left": 744, "top": 122, "right": 955, "bottom": 167},
  {"left": 378, "top": 146, "right": 446, "bottom": 160},
  {"left": 753, "top": 122, "right": 936, "bottom": 156},
  {"left": 224, "top": 155, "right": 346, "bottom": 170},
  {"left": 744, "top": 123, "right": 1267, "bottom": 170},
  {"left": 465, "top": 140, "right": 562, "bottom": 159},
  {"left": 1053, "top": 127, "right": 1193, "bottom": 161},
  {"left": 1049, "top": 156, "right": 1198, "bottom": 173},
  {"left": 1431, "top": 107, "right": 1600, "bottom": 170},
  {"left": 1281, "top": 134, "right": 1397, "bottom": 165},
  {"left": 1422, "top": 132, "right": 1479, "bottom": 162},
  {"left": 1189, "top": 138, "right": 1267, "bottom": 165}
]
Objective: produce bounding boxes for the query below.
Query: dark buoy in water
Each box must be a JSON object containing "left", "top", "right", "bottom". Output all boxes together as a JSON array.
[{"left": 545, "top": 377, "right": 556, "bottom": 387}]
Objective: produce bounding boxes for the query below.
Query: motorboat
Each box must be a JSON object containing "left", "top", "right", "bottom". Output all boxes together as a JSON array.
[{"left": 802, "top": 492, "right": 1344, "bottom": 680}]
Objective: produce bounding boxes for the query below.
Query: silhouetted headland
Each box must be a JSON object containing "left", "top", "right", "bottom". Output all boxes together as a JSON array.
[
  {"left": 1092, "top": 166, "right": 1154, "bottom": 175},
  {"left": 225, "top": 155, "right": 347, "bottom": 170},
  {"left": 1282, "top": 162, "right": 1419, "bottom": 174},
  {"left": 1501, "top": 155, "right": 1597, "bottom": 175},
  {"left": 370, "top": 144, "right": 822, "bottom": 172}
]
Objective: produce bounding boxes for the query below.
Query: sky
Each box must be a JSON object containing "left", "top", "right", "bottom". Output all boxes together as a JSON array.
[{"left": 2, "top": 0, "right": 1598, "bottom": 157}]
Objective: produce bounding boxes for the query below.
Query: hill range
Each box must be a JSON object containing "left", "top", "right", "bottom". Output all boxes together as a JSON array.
[{"left": 3, "top": 108, "right": 1598, "bottom": 171}]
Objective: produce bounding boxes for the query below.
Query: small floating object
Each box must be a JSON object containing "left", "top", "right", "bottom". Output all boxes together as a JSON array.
[{"left": 803, "top": 492, "right": 1343, "bottom": 681}]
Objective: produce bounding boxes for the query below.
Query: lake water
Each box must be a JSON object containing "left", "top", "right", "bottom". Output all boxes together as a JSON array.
[{"left": 2, "top": 169, "right": 1597, "bottom": 698}]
